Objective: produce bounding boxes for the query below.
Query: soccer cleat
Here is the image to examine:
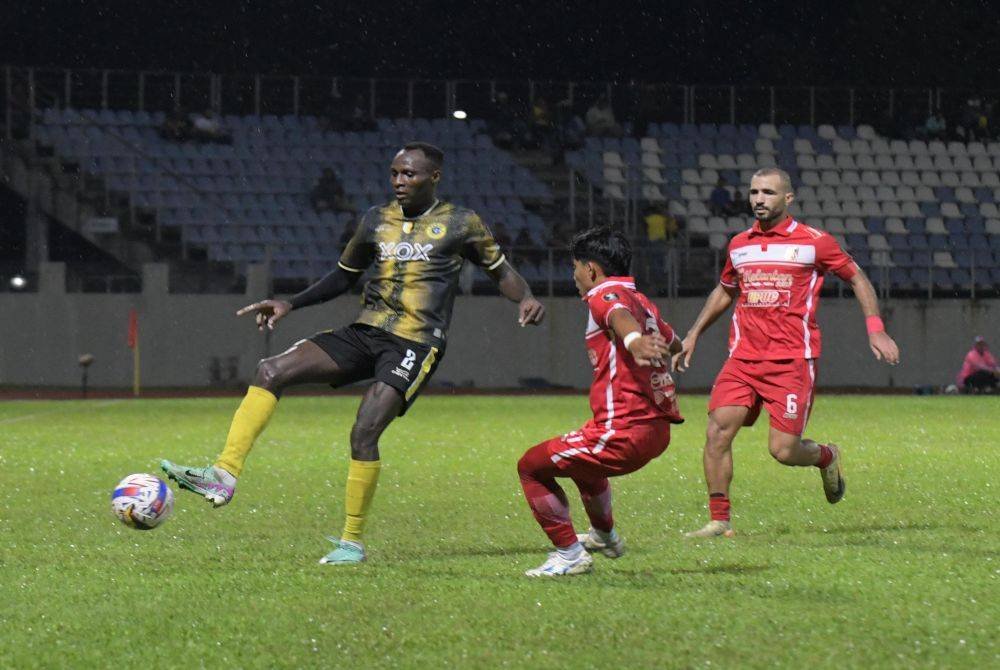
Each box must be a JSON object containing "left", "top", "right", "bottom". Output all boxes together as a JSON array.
[
  {"left": 820, "top": 443, "right": 846, "bottom": 504},
  {"left": 684, "top": 519, "right": 735, "bottom": 538},
  {"left": 524, "top": 550, "right": 594, "bottom": 577},
  {"left": 159, "top": 460, "right": 234, "bottom": 507},
  {"left": 319, "top": 537, "right": 366, "bottom": 565},
  {"left": 576, "top": 528, "right": 626, "bottom": 558}
]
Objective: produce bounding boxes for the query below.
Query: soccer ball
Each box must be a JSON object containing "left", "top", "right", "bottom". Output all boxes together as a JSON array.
[{"left": 111, "top": 473, "right": 174, "bottom": 530}]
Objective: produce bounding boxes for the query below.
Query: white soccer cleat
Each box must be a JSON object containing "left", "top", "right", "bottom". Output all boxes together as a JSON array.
[
  {"left": 684, "top": 519, "right": 735, "bottom": 538},
  {"left": 576, "top": 528, "right": 626, "bottom": 558},
  {"left": 820, "top": 443, "right": 846, "bottom": 504},
  {"left": 524, "top": 550, "right": 594, "bottom": 577}
]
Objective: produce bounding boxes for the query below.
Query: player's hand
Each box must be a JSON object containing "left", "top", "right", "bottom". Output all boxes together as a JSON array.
[
  {"left": 236, "top": 299, "right": 293, "bottom": 331},
  {"left": 628, "top": 333, "right": 669, "bottom": 367},
  {"left": 672, "top": 334, "right": 697, "bottom": 372},
  {"left": 518, "top": 296, "right": 545, "bottom": 327},
  {"left": 869, "top": 331, "right": 900, "bottom": 365}
]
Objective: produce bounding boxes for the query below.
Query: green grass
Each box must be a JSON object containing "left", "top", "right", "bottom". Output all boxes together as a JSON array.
[{"left": 0, "top": 395, "right": 996, "bottom": 669}]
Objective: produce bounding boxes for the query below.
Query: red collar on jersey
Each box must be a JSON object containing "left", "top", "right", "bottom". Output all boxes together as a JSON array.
[
  {"left": 584, "top": 276, "right": 636, "bottom": 299},
  {"left": 748, "top": 215, "right": 796, "bottom": 238}
]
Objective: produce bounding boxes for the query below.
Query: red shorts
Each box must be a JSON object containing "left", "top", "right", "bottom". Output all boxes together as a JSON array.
[
  {"left": 708, "top": 357, "right": 817, "bottom": 435},
  {"left": 540, "top": 419, "right": 672, "bottom": 479}
]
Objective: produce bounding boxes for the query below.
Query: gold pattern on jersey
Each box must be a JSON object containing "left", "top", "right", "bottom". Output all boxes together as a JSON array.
[{"left": 338, "top": 200, "right": 504, "bottom": 345}]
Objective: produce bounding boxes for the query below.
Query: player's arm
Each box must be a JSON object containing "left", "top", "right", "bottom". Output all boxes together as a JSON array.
[
  {"left": 608, "top": 308, "right": 668, "bottom": 367},
  {"left": 237, "top": 212, "right": 373, "bottom": 331},
  {"left": 673, "top": 283, "right": 739, "bottom": 372},
  {"left": 486, "top": 260, "right": 545, "bottom": 326},
  {"left": 236, "top": 265, "right": 365, "bottom": 331},
  {"left": 848, "top": 265, "right": 900, "bottom": 365}
]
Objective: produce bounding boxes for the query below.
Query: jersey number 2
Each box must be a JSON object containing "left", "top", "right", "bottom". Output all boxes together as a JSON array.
[{"left": 400, "top": 349, "right": 417, "bottom": 371}]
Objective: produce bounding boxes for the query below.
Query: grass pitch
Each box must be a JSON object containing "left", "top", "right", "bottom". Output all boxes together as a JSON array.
[{"left": 0, "top": 394, "right": 996, "bottom": 669}]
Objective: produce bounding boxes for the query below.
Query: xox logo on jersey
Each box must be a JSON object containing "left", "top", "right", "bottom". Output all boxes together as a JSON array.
[{"left": 378, "top": 241, "right": 433, "bottom": 262}]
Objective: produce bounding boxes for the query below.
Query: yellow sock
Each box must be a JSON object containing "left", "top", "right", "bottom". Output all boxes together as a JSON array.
[
  {"left": 214, "top": 385, "right": 278, "bottom": 478},
  {"left": 341, "top": 459, "right": 382, "bottom": 543}
]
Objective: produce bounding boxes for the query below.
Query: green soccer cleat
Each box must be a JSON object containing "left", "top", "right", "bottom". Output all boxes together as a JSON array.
[
  {"left": 319, "top": 538, "right": 366, "bottom": 565},
  {"left": 684, "top": 519, "right": 735, "bottom": 538},
  {"left": 160, "top": 460, "right": 235, "bottom": 507},
  {"left": 820, "top": 443, "right": 846, "bottom": 504},
  {"left": 576, "top": 528, "right": 626, "bottom": 558}
]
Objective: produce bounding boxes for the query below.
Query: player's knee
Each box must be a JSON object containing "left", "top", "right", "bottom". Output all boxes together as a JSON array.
[
  {"left": 254, "top": 357, "right": 286, "bottom": 391},
  {"left": 705, "top": 422, "right": 735, "bottom": 454},
  {"left": 517, "top": 452, "right": 535, "bottom": 478},
  {"left": 768, "top": 442, "right": 795, "bottom": 464}
]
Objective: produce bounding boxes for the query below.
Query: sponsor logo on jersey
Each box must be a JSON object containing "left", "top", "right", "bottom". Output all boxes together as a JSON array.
[
  {"left": 602, "top": 292, "right": 619, "bottom": 301},
  {"left": 587, "top": 348, "right": 599, "bottom": 367},
  {"left": 390, "top": 366, "right": 412, "bottom": 380},
  {"left": 427, "top": 224, "right": 447, "bottom": 239},
  {"left": 402, "top": 221, "right": 414, "bottom": 234},
  {"left": 784, "top": 246, "right": 800, "bottom": 262},
  {"left": 378, "top": 241, "right": 433, "bottom": 262},
  {"left": 745, "top": 289, "right": 791, "bottom": 307},
  {"left": 742, "top": 269, "right": 794, "bottom": 288}
]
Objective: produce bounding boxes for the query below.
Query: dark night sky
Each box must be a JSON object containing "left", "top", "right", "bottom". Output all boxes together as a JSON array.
[{"left": 2, "top": 1, "right": 998, "bottom": 87}]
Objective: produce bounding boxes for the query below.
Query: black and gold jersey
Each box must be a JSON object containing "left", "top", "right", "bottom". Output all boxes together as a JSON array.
[{"left": 337, "top": 200, "right": 505, "bottom": 345}]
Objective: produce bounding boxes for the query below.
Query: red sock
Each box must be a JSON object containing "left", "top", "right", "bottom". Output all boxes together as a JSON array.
[
  {"left": 709, "top": 493, "right": 730, "bottom": 522},
  {"left": 816, "top": 444, "right": 833, "bottom": 469}
]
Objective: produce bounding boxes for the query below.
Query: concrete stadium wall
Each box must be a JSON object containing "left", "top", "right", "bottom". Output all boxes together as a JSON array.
[{"left": 2, "top": 263, "right": 997, "bottom": 391}]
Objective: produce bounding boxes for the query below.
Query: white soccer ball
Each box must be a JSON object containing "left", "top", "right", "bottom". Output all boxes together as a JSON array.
[{"left": 111, "top": 473, "right": 174, "bottom": 530}]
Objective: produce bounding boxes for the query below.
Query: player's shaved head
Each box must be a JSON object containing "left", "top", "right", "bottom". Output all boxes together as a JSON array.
[
  {"left": 749, "top": 168, "right": 795, "bottom": 225},
  {"left": 400, "top": 142, "right": 444, "bottom": 170},
  {"left": 751, "top": 167, "right": 792, "bottom": 194}
]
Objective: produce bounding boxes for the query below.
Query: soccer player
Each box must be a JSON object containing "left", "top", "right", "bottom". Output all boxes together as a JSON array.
[
  {"left": 674, "top": 167, "right": 900, "bottom": 538},
  {"left": 518, "top": 227, "right": 684, "bottom": 577},
  {"left": 161, "top": 142, "right": 545, "bottom": 564}
]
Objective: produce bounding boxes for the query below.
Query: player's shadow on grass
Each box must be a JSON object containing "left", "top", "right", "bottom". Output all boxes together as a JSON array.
[
  {"left": 613, "top": 563, "right": 771, "bottom": 579},
  {"left": 435, "top": 545, "right": 547, "bottom": 558}
]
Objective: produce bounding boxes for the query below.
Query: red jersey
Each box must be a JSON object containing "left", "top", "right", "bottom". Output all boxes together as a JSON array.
[
  {"left": 584, "top": 277, "right": 684, "bottom": 428},
  {"left": 720, "top": 217, "right": 857, "bottom": 361}
]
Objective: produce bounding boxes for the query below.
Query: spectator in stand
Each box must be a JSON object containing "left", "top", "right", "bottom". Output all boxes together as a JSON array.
[
  {"left": 159, "top": 108, "right": 193, "bottom": 141},
  {"left": 553, "top": 98, "right": 585, "bottom": 156},
  {"left": 708, "top": 178, "right": 731, "bottom": 216},
  {"left": 644, "top": 203, "right": 679, "bottom": 242},
  {"left": 488, "top": 92, "right": 525, "bottom": 149},
  {"left": 585, "top": 96, "right": 623, "bottom": 137},
  {"left": 528, "top": 96, "right": 556, "bottom": 152},
  {"left": 349, "top": 93, "right": 376, "bottom": 132},
  {"left": 922, "top": 108, "right": 947, "bottom": 141},
  {"left": 311, "top": 168, "right": 354, "bottom": 214},
  {"left": 956, "top": 336, "right": 999, "bottom": 394},
  {"left": 957, "top": 98, "right": 985, "bottom": 141},
  {"left": 725, "top": 189, "right": 753, "bottom": 217}
]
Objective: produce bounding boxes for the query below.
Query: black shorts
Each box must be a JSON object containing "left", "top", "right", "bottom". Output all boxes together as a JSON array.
[{"left": 308, "top": 323, "right": 444, "bottom": 415}]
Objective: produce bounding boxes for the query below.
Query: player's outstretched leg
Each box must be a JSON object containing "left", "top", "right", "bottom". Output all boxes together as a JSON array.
[
  {"left": 574, "top": 477, "right": 625, "bottom": 558},
  {"left": 769, "top": 431, "right": 845, "bottom": 504},
  {"left": 160, "top": 461, "right": 236, "bottom": 507},
  {"left": 518, "top": 443, "right": 593, "bottom": 577},
  {"left": 685, "top": 406, "right": 744, "bottom": 538},
  {"left": 162, "top": 341, "right": 343, "bottom": 508}
]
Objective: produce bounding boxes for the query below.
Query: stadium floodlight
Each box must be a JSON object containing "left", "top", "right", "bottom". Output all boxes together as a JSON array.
[
  {"left": 9, "top": 275, "right": 26, "bottom": 290},
  {"left": 452, "top": 110, "right": 468, "bottom": 120}
]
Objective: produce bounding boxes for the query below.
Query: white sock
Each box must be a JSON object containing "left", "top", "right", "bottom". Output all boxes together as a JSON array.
[
  {"left": 213, "top": 466, "right": 237, "bottom": 486},
  {"left": 557, "top": 541, "right": 583, "bottom": 561}
]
